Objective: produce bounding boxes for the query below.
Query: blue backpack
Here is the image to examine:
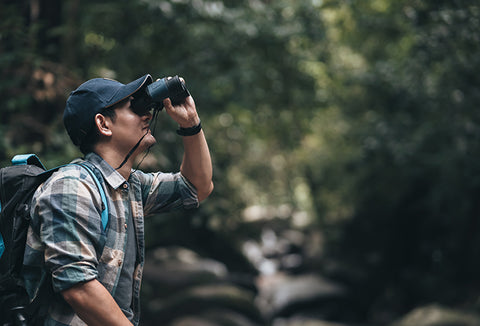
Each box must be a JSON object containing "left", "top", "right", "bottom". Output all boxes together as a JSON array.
[{"left": 0, "top": 154, "right": 109, "bottom": 326}]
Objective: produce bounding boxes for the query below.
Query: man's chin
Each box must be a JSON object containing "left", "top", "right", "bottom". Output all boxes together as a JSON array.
[{"left": 142, "top": 135, "right": 157, "bottom": 148}]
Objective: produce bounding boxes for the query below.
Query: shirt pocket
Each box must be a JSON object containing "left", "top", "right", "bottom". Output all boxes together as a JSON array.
[{"left": 98, "top": 246, "right": 125, "bottom": 292}]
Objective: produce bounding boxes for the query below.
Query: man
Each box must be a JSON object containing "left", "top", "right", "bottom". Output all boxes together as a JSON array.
[{"left": 22, "top": 74, "right": 214, "bottom": 325}]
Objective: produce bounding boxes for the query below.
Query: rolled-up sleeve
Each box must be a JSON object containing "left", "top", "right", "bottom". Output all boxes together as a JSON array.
[
  {"left": 136, "top": 171, "right": 199, "bottom": 217},
  {"left": 32, "top": 167, "right": 105, "bottom": 293}
]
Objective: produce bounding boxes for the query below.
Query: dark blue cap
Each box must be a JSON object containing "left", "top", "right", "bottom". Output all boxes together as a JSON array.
[{"left": 64, "top": 74, "right": 153, "bottom": 146}]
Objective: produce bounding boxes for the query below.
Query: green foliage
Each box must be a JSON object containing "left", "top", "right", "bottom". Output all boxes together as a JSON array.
[{"left": 296, "top": 0, "right": 480, "bottom": 321}]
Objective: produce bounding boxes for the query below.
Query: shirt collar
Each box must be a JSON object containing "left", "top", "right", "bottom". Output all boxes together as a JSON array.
[{"left": 84, "top": 152, "right": 127, "bottom": 190}]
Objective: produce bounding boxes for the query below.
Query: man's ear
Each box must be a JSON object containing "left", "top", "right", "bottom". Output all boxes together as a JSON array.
[{"left": 94, "top": 113, "right": 113, "bottom": 137}]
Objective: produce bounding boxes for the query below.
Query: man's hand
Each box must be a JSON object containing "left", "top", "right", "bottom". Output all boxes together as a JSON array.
[
  {"left": 162, "top": 77, "right": 200, "bottom": 128},
  {"left": 163, "top": 96, "right": 200, "bottom": 128}
]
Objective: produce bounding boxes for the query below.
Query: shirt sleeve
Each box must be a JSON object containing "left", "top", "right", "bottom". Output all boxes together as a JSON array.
[
  {"left": 31, "top": 166, "right": 105, "bottom": 293},
  {"left": 134, "top": 171, "right": 199, "bottom": 217}
]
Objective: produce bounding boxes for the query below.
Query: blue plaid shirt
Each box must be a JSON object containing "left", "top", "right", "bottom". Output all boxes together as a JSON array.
[{"left": 22, "top": 152, "right": 198, "bottom": 325}]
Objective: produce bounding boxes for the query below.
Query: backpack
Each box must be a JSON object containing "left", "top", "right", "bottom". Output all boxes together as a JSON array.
[{"left": 0, "top": 154, "right": 109, "bottom": 326}]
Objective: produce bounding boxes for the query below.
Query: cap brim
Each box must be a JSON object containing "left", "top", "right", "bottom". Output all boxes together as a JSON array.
[{"left": 106, "top": 74, "right": 153, "bottom": 108}]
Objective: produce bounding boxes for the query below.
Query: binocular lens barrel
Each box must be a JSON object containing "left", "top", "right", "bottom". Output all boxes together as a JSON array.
[
  {"left": 131, "top": 75, "right": 190, "bottom": 114},
  {"left": 146, "top": 75, "right": 190, "bottom": 105}
]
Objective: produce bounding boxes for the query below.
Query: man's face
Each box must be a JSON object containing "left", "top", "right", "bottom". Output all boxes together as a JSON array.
[{"left": 108, "top": 98, "right": 157, "bottom": 156}]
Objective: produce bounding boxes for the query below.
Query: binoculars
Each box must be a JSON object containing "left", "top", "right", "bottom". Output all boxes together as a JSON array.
[{"left": 132, "top": 75, "right": 190, "bottom": 113}]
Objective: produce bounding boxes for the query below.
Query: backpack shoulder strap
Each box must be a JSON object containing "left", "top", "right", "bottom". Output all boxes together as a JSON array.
[
  {"left": 74, "top": 163, "right": 109, "bottom": 232},
  {"left": 44, "top": 161, "right": 109, "bottom": 232},
  {"left": 8, "top": 154, "right": 109, "bottom": 232}
]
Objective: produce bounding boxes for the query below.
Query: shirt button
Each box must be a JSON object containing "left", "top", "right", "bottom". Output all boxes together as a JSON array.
[
  {"left": 123, "top": 183, "right": 128, "bottom": 189},
  {"left": 124, "top": 223, "right": 128, "bottom": 230},
  {"left": 118, "top": 260, "right": 122, "bottom": 267}
]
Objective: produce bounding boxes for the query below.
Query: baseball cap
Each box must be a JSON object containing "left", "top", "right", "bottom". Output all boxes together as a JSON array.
[{"left": 64, "top": 74, "right": 153, "bottom": 146}]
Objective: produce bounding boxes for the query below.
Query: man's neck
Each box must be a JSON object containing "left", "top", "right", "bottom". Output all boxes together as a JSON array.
[{"left": 93, "top": 146, "right": 133, "bottom": 180}]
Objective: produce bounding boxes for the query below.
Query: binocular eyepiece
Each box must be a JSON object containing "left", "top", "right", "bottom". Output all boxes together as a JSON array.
[{"left": 131, "top": 75, "right": 190, "bottom": 114}]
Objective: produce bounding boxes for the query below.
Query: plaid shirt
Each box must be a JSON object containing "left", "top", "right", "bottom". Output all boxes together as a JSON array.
[{"left": 22, "top": 152, "right": 198, "bottom": 325}]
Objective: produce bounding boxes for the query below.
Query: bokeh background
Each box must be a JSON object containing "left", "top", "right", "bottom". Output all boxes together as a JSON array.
[{"left": 2, "top": 0, "right": 480, "bottom": 325}]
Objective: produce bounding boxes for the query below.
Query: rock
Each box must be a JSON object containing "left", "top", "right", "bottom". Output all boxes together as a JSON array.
[
  {"left": 169, "top": 316, "right": 219, "bottom": 326},
  {"left": 273, "top": 317, "right": 357, "bottom": 326},
  {"left": 169, "top": 309, "right": 262, "bottom": 326},
  {"left": 147, "top": 284, "right": 264, "bottom": 325},
  {"left": 390, "top": 304, "right": 480, "bottom": 326},
  {"left": 143, "top": 246, "right": 229, "bottom": 295},
  {"left": 256, "top": 273, "right": 348, "bottom": 320}
]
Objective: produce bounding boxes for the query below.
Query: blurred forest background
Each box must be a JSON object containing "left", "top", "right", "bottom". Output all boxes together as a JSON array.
[{"left": 2, "top": 0, "right": 480, "bottom": 325}]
